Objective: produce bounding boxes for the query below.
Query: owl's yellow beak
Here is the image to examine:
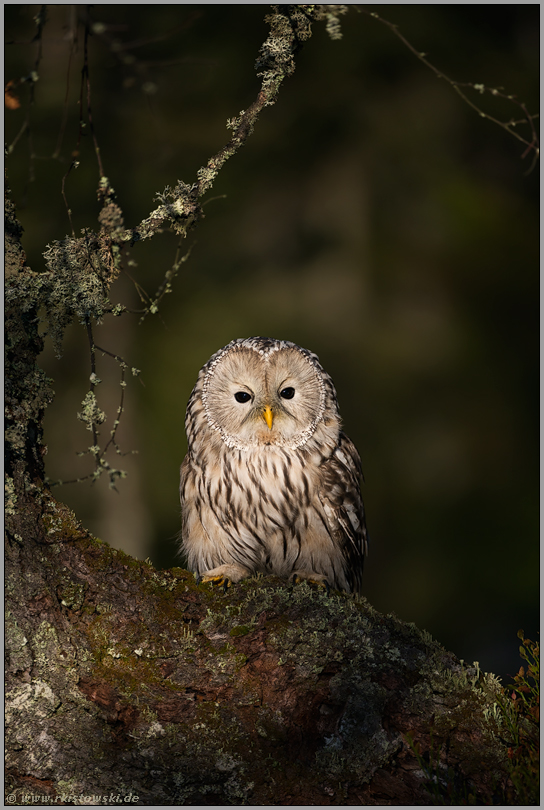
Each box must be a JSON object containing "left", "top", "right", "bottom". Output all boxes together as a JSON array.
[{"left": 263, "top": 405, "right": 274, "bottom": 430}]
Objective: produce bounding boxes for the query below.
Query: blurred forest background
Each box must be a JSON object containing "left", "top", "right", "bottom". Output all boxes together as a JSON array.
[{"left": 5, "top": 5, "right": 539, "bottom": 681}]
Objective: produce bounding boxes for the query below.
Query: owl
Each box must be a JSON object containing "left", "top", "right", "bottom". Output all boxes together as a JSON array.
[{"left": 179, "top": 337, "right": 368, "bottom": 594}]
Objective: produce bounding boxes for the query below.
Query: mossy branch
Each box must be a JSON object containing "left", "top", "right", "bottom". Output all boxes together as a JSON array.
[{"left": 4, "top": 497, "right": 536, "bottom": 805}]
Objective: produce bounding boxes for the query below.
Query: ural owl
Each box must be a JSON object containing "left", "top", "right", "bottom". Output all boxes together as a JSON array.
[{"left": 179, "top": 337, "right": 368, "bottom": 593}]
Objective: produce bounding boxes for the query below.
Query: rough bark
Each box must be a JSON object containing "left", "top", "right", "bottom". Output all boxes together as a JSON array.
[{"left": 6, "top": 486, "right": 513, "bottom": 807}]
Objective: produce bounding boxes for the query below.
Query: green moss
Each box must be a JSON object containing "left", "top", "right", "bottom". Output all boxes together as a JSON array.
[
  {"left": 229, "top": 625, "right": 252, "bottom": 637},
  {"left": 42, "top": 499, "right": 97, "bottom": 544}
]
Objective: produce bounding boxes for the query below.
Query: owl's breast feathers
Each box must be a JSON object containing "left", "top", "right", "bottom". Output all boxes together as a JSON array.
[{"left": 180, "top": 427, "right": 367, "bottom": 593}]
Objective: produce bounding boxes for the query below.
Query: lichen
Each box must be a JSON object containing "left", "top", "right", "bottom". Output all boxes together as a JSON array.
[
  {"left": 5, "top": 474, "right": 17, "bottom": 515},
  {"left": 5, "top": 610, "right": 32, "bottom": 674},
  {"left": 77, "top": 390, "right": 106, "bottom": 432}
]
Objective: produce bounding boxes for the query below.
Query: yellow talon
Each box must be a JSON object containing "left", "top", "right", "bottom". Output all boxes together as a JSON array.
[
  {"left": 291, "top": 574, "right": 330, "bottom": 596},
  {"left": 200, "top": 574, "right": 231, "bottom": 592}
]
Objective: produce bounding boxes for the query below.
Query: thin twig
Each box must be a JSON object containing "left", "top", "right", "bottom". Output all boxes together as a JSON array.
[
  {"left": 50, "top": 325, "right": 135, "bottom": 489},
  {"left": 52, "top": 6, "right": 79, "bottom": 160},
  {"left": 61, "top": 161, "right": 79, "bottom": 238},
  {"left": 92, "top": 343, "right": 129, "bottom": 457},
  {"left": 358, "top": 6, "right": 539, "bottom": 169},
  {"left": 82, "top": 22, "right": 105, "bottom": 178},
  {"left": 138, "top": 241, "right": 195, "bottom": 324}
]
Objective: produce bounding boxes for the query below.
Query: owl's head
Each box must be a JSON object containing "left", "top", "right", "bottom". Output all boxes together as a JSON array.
[{"left": 193, "top": 337, "right": 341, "bottom": 451}]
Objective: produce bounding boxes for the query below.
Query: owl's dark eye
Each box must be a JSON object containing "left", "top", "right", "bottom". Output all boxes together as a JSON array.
[
  {"left": 234, "top": 391, "right": 251, "bottom": 403},
  {"left": 280, "top": 387, "right": 295, "bottom": 400}
]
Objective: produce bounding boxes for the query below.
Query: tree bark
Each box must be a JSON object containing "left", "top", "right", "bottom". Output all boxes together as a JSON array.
[{"left": 5, "top": 488, "right": 512, "bottom": 806}]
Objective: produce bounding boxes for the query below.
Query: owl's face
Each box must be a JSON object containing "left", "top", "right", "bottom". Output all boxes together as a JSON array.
[{"left": 199, "top": 338, "right": 338, "bottom": 451}]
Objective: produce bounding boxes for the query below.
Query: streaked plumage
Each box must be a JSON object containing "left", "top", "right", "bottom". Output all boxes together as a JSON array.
[{"left": 179, "top": 337, "right": 368, "bottom": 593}]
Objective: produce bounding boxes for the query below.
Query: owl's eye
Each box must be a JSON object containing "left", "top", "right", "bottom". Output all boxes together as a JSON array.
[
  {"left": 280, "top": 387, "right": 295, "bottom": 400},
  {"left": 234, "top": 391, "right": 251, "bottom": 403}
]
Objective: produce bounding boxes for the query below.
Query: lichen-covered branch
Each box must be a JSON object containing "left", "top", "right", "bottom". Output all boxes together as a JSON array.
[
  {"left": 5, "top": 497, "right": 532, "bottom": 805},
  {"left": 127, "top": 5, "right": 348, "bottom": 244}
]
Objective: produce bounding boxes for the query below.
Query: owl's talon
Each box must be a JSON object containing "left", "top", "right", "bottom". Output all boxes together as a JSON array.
[
  {"left": 290, "top": 573, "right": 330, "bottom": 595},
  {"left": 200, "top": 574, "right": 232, "bottom": 590}
]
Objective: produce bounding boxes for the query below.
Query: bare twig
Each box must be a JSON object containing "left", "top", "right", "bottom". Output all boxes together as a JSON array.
[
  {"left": 358, "top": 6, "right": 539, "bottom": 170},
  {"left": 79, "top": 19, "right": 105, "bottom": 178},
  {"left": 52, "top": 6, "right": 79, "bottom": 160},
  {"left": 61, "top": 161, "right": 80, "bottom": 238},
  {"left": 138, "top": 241, "right": 195, "bottom": 324}
]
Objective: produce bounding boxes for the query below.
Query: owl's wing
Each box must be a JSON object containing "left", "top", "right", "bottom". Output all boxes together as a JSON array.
[{"left": 318, "top": 431, "right": 368, "bottom": 594}]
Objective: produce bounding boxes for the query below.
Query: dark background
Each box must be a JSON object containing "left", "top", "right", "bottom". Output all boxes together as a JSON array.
[{"left": 5, "top": 5, "right": 539, "bottom": 681}]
